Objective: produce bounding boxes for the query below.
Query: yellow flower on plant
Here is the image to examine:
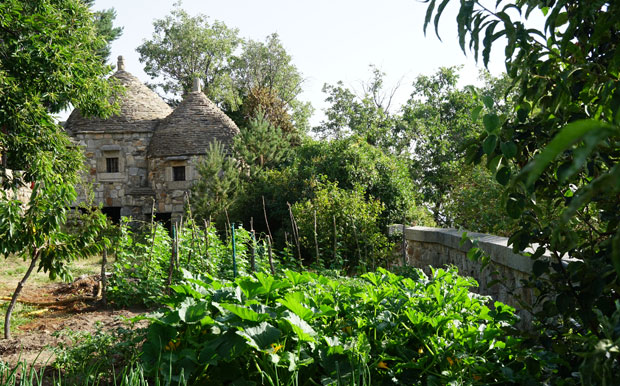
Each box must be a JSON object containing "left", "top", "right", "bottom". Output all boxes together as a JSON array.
[
  {"left": 271, "top": 343, "right": 284, "bottom": 354},
  {"left": 377, "top": 361, "right": 389, "bottom": 369},
  {"left": 446, "top": 356, "right": 455, "bottom": 366},
  {"left": 418, "top": 347, "right": 424, "bottom": 354}
]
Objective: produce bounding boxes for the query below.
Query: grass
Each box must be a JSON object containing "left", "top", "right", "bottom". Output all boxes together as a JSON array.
[
  {"left": 0, "top": 253, "right": 107, "bottom": 336},
  {"left": 0, "top": 302, "right": 38, "bottom": 335}
]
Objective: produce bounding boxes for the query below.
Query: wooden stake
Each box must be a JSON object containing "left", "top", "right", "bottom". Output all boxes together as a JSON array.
[
  {"left": 287, "top": 202, "right": 302, "bottom": 268},
  {"left": 313, "top": 209, "right": 320, "bottom": 266},
  {"left": 101, "top": 248, "right": 108, "bottom": 307},
  {"left": 262, "top": 196, "right": 273, "bottom": 243}
]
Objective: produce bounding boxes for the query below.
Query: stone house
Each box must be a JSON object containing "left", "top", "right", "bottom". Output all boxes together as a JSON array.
[{"left": 65, "top": 56, "right": 239, "bottom": 225}]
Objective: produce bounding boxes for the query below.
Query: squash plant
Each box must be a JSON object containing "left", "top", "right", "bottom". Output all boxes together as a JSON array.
[{"left": 137, "top": 267, "right": 541, "bottom": 385}]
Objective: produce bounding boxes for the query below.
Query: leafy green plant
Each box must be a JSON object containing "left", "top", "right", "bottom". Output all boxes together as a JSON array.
[
  {"left": 50, "top": 323, "right": 142, "bottom": 384},
  {"left": 137, "top": 266, "right": 540, "bottom": 385},
  {"left": 423, "top": 1, "right": 620, "bottom": 382},
  {"left": 292, "top": 181, "right": 392, "bottom": 271}
]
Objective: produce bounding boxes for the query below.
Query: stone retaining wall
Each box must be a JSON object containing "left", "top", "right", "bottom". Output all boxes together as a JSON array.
[{"left": 391, "top": 226, "right": 536, "bottom": 326}]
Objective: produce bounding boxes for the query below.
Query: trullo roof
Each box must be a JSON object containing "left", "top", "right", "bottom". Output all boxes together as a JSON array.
[
  {"left": 64, "top": 56, "right": 172, "bottom": 134},
  {"left": 148, "top": 79, "right": 240, "bottom": 157}
]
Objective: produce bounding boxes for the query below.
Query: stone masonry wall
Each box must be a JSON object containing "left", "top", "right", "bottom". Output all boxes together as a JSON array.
[
  {"left": 73, "top": 130, "right": 152, "bottom": 217},
  {"left": 392, "top": 226, "right": 536, "bottom": 326},
  {"left": 1, "top": 169, "right": 32, "bottom": 205},
  {"left": 148, "top": 155, "right": 200, "bottom": 223}
]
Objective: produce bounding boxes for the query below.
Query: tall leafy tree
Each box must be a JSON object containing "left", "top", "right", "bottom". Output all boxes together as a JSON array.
[
  {"left": 313, "top": 66, "right": 402, "bottom": 152},
  {"left": 83, "top": 0, "right": 123, "bottom": 62},
  {"left": 425, "top": 0, "right": 620, "bottom": 382},
  {"left": 137, "top": 4, "right": 240, "bottom": 106},
  {"left": 233, "top": 33, "right": 312, "bottom": 134},
  {"left": 0, "top": 0, "right": 119, "bottom": 339},
  {"left": 402, "top": 66, "right": 482, "bottom": 223}
]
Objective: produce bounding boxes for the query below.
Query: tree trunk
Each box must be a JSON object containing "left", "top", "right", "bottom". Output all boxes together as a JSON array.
[{"left": 4, "top": 249, "right": 40, "bottom": 339}]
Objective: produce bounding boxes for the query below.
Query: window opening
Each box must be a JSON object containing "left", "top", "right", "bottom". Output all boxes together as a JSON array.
[
  {"left": 106, "top": 157, "right": 119, "bottom": 173},
  {"left": 173, "top": 166, "right": 186, "bottom": 181}
]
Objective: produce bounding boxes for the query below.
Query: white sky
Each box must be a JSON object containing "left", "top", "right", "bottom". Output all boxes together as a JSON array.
[{"left": 76, "top": 0, "right": 510, "bottom": 126}]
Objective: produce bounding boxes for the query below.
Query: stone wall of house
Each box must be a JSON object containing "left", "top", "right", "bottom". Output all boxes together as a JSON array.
[
  {"left": 73, "top": 130, "right": 152, "bottom": 218},
  {"left": 391, "top": 226, "right": 536, "bottom": 326},
  {"left": 1, "top": 169, "right": 32, "bottom": 205},
  {"left": 148, "top": 155, "right": 201, "bottom": 223}
]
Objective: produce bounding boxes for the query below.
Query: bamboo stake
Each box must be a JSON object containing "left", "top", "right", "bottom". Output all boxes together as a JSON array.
[
  {"left": 203, "top": 219, "right": 211, "bottom": 273},
  {"left": 350, "top": 215, "right": 362, "bottom": 268},
  {"left": 101, "top": 248, "right": 108, "bottom": 307},
  {"left": 267, "top": 236, "right": 275, "bottom": 275},
  {"left": 333, "top": 215, "right": 337, "bottom": 262},
  {"left": 250, "top": 217, "right": 256, "bottom": 273},
  {"left": 167, "top": 224, "right": 176, "bottom": 295},
  {"left": 262, "top": 196, "right": 273, "bottom": 243},
  {"left": 313, "top": 209, "right": 320, "bottom": 266},
  {"left": 402, "top": 220, "right": 407, "bottom": 267},
  {"left": 287, "top": 202, "right": 302, "bottom": 268},
  {"left": 147, "top": 198, "right": 156, "bottom": 273},
  {"left": 185, "top": 193, "right": 197, "bottom": 266}
]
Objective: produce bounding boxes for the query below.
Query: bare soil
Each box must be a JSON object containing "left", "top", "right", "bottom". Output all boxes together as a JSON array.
[{"left": 0, "top": 273, "right": 147, "bottom": 372}]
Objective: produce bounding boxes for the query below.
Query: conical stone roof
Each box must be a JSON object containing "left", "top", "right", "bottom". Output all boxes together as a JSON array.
[
  {"left": 148, "top": 80, "right": 240, "bottom": 158},
  {"left": 65, "top": 56, "right": 172, "bottom": 134}
]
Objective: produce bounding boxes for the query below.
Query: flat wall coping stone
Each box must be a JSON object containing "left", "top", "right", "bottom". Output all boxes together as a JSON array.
[{"left": 397, "top": 226, "right": 534, "bottom": 274}]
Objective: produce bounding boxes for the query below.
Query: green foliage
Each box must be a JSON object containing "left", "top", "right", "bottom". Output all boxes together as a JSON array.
[
  {"left": 402, "top": 67, "right": 483, "bottom": 223},
  {"left": 443, "top": 164, "right": 518, "bottom": 236},
  {"left": 424, "top": 0, "right": 620, "bottom": 382},
  {"left": 232, "top": 33, "right": 312, "bottom": 134},
  {"left": 136, "top": 4, "right": 241, "bottom": 106},
  {"left": 292, "top": 181, "right": 391, "bottom": 271},
  {"left": 51, "top": 323, "right": 142, "bottom": 384},
  {"left": 190, "top": 141, "right": 241, "bottom": 225},
  {"left": 233, "top": 110, "right": 294, "bottom": 179},
  {"left": 0, "top": 0, "right": 120, "bottom": 338},
  {"left": 137, "top": 267, "right": 537, "bottom": 385},
  {"left": 294, "top": 137, "right": 434, "bottom": 229},
  {"left": 108, "top": 217, "right": 275, "bottom": 307},
  {"left": 107, "top": 219, "right": 172, "bottom": 307},
  {"left": 314, "top": 66, "right": 401, "bottom": 152}
]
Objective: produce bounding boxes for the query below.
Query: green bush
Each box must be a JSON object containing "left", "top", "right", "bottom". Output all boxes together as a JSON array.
[{"left": 292, "top": 181, "right": 392, "bottom": 271}]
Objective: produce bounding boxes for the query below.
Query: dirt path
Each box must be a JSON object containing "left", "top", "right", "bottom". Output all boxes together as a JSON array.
[{"left": 0, "top": 275, "right": 146, "bottom": 370}]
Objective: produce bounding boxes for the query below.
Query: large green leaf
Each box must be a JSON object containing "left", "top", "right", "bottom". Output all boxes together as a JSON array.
[
  {"left": 283, "top": 311, "right": 317, "bottom": 342},
  {"left": 236, "top": 322, "right": 281, "bottom": 351},
  {"left": 519, "top": 119, "right": 617, "bottom": 187},
  {"left": 220, "top": 303, "right": 270, "bottom": 322},
  {"left": 277, "top": 292, "right": 314, "bottom": 321},
  {"left": 178, "top": 299, "right": 213, "bottom": 325}
]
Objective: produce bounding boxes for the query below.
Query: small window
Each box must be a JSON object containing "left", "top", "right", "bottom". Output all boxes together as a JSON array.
[
  {"left": 106, "top": 157, "right": 119, "bottom": 173},
  {"left": 173, "top": 166, "right": 186, "bottom": 181}
]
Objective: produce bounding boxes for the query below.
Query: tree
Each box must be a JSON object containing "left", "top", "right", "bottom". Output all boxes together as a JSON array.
[
  {"left": 402, "top": 66, "right": 482, "bottom": 224},
  {"left": 294, "top": 137, "right": 434, "bottom": 229},
  {"left": 313, "top": 66, "right": 402, "bottom": 152},
  {"left": 233, "top": 33, "right": 312, "bottom": 134},
  {"left": 137, "top": 4, "right": 240, "bottom": 106},
  {"left": 191, "top": 141, "right": 241, "bottom": 225},
  {"left": 83, "top": 0, "right": 123, "bottom": 62},
  {"left": 0, "top": 0, "right": 119, "bottom": 339},
  {"left": 233, "top": 110, "right": 293, "bottom": 179},
  {"left": 425, "top": 0, "right": 620, "bottom": 382}
]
